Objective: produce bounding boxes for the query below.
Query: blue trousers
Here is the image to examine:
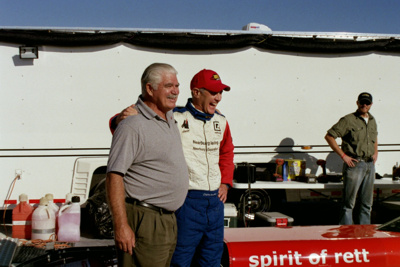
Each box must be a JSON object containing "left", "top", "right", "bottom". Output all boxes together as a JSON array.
[
  {"left": 171, "top": 190, "right": 224, "bottom": 267},
  {"left": 339, "top": 161, "right": 375, "bottom": 225}
]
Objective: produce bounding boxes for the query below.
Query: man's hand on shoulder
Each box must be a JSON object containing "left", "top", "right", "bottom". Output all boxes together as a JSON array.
[{"left": 116, "top": 104, "right": 137, "bottom": 125}]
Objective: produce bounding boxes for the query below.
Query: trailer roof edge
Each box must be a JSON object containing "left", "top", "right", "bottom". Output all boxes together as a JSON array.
[{"left": 1, "top": 26, "right": 400, "bottom": 40}]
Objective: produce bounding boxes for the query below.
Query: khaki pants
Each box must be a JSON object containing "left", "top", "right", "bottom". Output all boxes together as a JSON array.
[{"left": 117, "top": 203, "right": 177, "bottom": 267}]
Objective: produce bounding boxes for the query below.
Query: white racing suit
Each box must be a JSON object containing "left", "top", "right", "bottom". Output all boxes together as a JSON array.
[{"left": 171, "top": 99, "right": 234, "bottom": 267}]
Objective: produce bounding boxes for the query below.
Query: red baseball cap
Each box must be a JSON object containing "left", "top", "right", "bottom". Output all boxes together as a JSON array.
[{"left": 190, "top": 69, "right": 230, "bottom": 93}]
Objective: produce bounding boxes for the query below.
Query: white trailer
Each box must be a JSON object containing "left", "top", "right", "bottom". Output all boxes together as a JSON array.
[{"left": 1, "top": 26, "right": 400, "bottom": 209}]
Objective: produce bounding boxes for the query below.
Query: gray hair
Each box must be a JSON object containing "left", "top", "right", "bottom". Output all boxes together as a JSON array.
[
  {"left": 191, "top": 88, "right": 205, "bottom": 97},
  {"left": 141, "top": 63, "right": 178, "bottom": 96}
]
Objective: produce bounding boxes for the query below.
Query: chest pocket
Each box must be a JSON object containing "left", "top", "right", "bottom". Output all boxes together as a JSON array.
[{"left": 349, "top": 126, "right": 365, "bottom": 144}]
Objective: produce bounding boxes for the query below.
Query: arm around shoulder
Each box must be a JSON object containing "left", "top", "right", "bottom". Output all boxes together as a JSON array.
[{"left": 109, "top": 104, "right": 137, "bottom": 134}]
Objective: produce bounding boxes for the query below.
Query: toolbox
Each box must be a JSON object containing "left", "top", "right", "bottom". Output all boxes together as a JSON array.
[
  {"left": 234, "top": 163, "right": 256, "bottom": 183},
  {"left": 255, "top": 212, "right": 294, "bottom": 227}
]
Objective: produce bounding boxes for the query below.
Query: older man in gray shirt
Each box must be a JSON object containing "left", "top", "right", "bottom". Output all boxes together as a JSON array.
[{"left": 106, "top": 63, "right": 189, "bottom": 267}]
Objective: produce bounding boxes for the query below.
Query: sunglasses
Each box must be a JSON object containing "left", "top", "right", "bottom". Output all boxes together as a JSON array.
[{"left": 359, "top": 100, "right": 371, "bottom": 106}]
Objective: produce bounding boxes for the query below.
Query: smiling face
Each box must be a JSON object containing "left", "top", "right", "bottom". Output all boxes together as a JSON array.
[
  {"left": 192, "top": 88, "right": 223, "bottom": 114},
  {"left": 146, "top": 72, "right": 180, "bottom": 118},
  {"left": 357, "top": 100, "right": 372, "bottom": 117}
]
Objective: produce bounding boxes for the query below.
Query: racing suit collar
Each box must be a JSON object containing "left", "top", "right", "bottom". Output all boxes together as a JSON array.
[{"left": 186, "top": 98, "right": 214, "bottom": 122}]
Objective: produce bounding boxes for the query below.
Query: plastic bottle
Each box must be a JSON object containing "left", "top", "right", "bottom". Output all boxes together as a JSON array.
[
  {"left": 57, "top": 193, "right": 74, "bottom": 227},
  {"left": 45, "top": 193, "right": 60, "bottom": 216},
  {"left": 64, "top": 193, "right": 73, "bottom": 205},
  {"left": 12, "top": 194, "right": 34, "bottom": 239},
  {"left": 282, "top": 161, "right": 288, "bottom": 181},
  {"left": 32, "top": 197, "right": 56, "bottom": 240},
  {"left": 57, "top": 196, "right": 81, "bottom": 242}
]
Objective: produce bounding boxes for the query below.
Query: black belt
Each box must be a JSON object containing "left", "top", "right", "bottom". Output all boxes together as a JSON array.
[
  {"left": 356, "top": 157, "right": 373, "bottom": 162},
  {"left": 125, "top": 198, "right": 174, "bottom": 214}
]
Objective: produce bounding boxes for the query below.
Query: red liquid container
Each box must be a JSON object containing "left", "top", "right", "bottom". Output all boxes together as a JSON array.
[{"left": 12, "top": 194, "right": 34, "bottom": 239}]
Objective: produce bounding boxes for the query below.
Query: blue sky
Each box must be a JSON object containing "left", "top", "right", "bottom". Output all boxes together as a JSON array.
[{"left": 0, "top": 0, "right": 399, "bottom": 34}]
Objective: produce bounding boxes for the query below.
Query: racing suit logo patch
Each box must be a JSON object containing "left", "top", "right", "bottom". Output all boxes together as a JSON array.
[
  {"left": 182, "top": 119, "right": 189, "bottom": 129},
  {"left": 213, "top": 121, "right": 221, "bottom": 132}
]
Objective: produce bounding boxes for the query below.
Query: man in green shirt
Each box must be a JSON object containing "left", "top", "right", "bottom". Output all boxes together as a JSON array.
[{"left": 325, "top": 92, "right": 378, "bottom": 225}]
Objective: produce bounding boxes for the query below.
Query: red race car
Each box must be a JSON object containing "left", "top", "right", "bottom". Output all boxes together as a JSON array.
[{"left": 222, "top": 217, "right": 400, "bottom": 267}]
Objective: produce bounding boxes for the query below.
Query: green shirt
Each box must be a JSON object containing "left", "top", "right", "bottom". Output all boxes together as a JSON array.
[{"left": 327, "top": 111, "right": 378, "bottom": 158}]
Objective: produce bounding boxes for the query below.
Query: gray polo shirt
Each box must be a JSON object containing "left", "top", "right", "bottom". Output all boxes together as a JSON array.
[{"left": 107, "top": 96, "right": 189, "bottom": 211}]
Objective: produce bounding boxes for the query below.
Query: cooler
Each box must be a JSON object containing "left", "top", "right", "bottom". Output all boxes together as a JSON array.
[
  {"left": 224, "top": 203, "right": 238, "bottom": 228},
  {"left": 255, "top": 212, "right": 294, "bottom": 227}
]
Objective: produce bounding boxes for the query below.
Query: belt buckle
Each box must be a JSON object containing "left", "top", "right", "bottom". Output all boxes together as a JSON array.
[
  {"left": 358, "top": 157, "right": 372, "bottom": 162},
  {"left": 125, "top": 198, "right": 173, "bottom": 214}
]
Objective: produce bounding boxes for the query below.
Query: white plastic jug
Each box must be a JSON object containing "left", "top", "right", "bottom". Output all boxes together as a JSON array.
[
  {"left": 64, "top": 193, "right": 73, "bottom": 205},
  {"left": 45, "top": 193, "right": 60, "bottom": 216},
  {"left": 32, "top": 197, "right": 56, "bottom": 240},
  {"left": 57, "top": 196, "right": 81, "bottom": 242}
]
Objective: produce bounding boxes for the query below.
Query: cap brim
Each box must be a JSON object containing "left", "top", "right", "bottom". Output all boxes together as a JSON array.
[
  {"left": 206, "top": 83, "right": 230, "bottom": 92},
  {"left": 359, "top": 98, "right": 372, "bottom": 104},
  {"left": 223, "top": 84, "right": 231, "bottom": 91}
]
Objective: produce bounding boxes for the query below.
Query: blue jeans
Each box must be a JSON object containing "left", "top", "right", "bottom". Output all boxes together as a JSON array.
[{"left": 339, "top": 161, "right": 375, "bottom": 225}]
